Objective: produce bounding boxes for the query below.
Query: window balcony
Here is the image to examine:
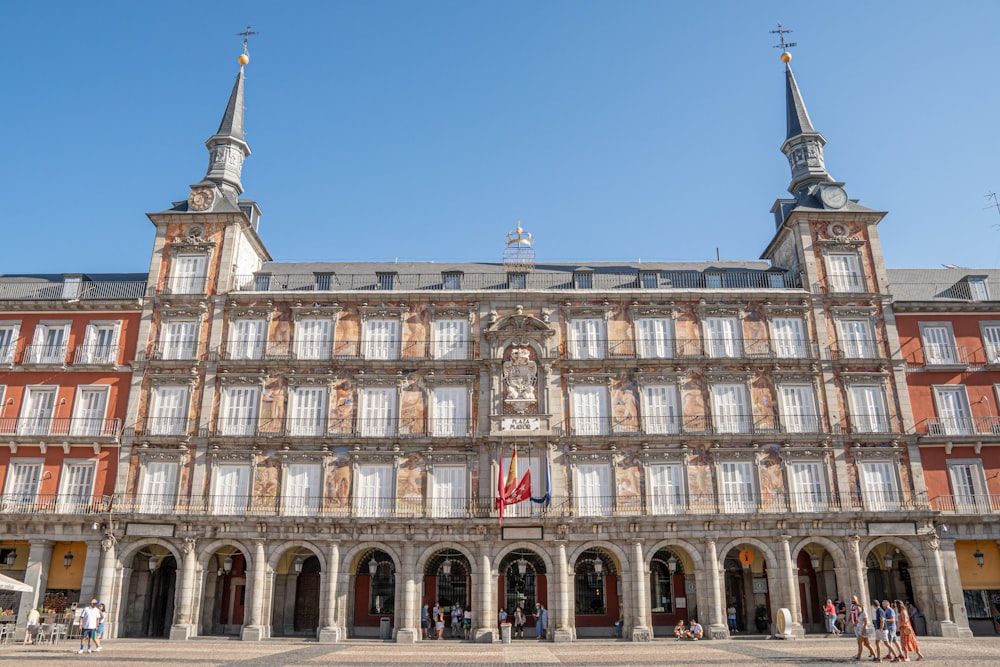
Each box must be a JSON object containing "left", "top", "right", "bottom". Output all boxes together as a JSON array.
[
  {"left": 929, "top": 494, "right": 1000, "bottom": 514},
  {"left": 565, "top": 338, "right": 819, "bottom": 361},
  {"left": 217, "top": 338, "right": 479, "bottom": 362},
  {"left": 0, "top": 417, "right": 122, "bottom": 438},
  {"left": 207, "top": 417, "right": 475, "bottom": 439},
  {"left": 21, "top": 343, "right": 69, "bottom": 366},
  {"left": 920, "top": 416, "right": 1000, "bottom": 437},
  {"left": 0, "top": 494, "right": 112, "bottom": 515},
  {"left": 825, "top": 340, "right": 883, "bottom": 361},
  {"left": 917, "top": 344, "right": 968, "bottom": 369},
  {"left": 828, "top": 275, "right": 868, "bottom": 293},
  {"left": 136, "top": 342, "right": 199, "bottom": 362},
  {"left": 135, "top": 418, "right": 190, "bottom": 438},
  {"left": 72, "top": 344, "right": 120, "bottom": 366},
  {"left": 845, "top": 415, "right": 896, "bottom": 435},
  {"left": 569, "top": 414, "right": 822, "bottom": 437}
]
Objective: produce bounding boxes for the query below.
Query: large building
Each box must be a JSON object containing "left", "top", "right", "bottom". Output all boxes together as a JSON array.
[{"left": 0, "top": 48, "right": 981, "bottom": 642}]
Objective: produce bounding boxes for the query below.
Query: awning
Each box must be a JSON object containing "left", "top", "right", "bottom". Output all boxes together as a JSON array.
[{"left": 0, "top": 572, "right": 32, "bottom": 593}]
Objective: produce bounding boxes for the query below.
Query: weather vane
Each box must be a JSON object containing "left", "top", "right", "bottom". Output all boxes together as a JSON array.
[{"left": 770, "top": 22, "right": 797, "bottom": 63}]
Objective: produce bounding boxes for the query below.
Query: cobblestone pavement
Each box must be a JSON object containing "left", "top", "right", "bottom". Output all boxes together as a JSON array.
[{"left": 2, "top": 636, "right": 999, "bottom": 666}]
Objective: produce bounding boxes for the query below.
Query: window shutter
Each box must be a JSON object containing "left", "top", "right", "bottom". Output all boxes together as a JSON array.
[
  {"left": 772, "top": 318, "right": 805, "bottom": 358},
  {"left": 365, "top": 319, "right": 400, "bottom": 360},
  {"left": 290, "top": 387, "right": 327, "bottom": 436},
  {"left": 779, "top": 384, "right": 816, "bottom": 433},
  {"left": 649, "top": 463, "right": 683, "bottom": 514},
  {"left": 222, "top": 386, "right": 260, "bottom": 436},
  {"left": 361, "top": 387, "right": 397, "bottom": 437},
  {"left": 284, "top": 463, "right": 321, "bottom": 515},
  {"left": 637, "top": 318, "right": 673, "bottom": 358},
  {"left": 790, "top": 462, "right": 825, "bottom": 511},
  {"left": 356, "top": 463, "right": 394, "bottom": 517},
  {"left": 935, "top": 387, "right": 971, "bottom": 435},
  {"left": 296, "top": 319, "right": 332, "bottom": 360},
  {"left": 71, "top": 387, "right": 108, "bottom": 436},
  {"left": 862, "top": 462, "right": 899, "bottom": 511},
  {"left": 140, "top": 461, "right": 179, "bottom": 513},
  {"left": 850, "top": 385, "right": 887, "bottom": 433},
  {"left": 231, "top": 319, "right": 266, "bottom": 360},
  {"left": 432, "top": 386, "right": 467, "bottom": 437},
  {"left": 922, "top": 326, "right": 955, "bottom": 364},
  {"left": 706, "top": 318, "right": 740, "bottom": 358},
  {"left": 5, "top": 462, "right": 41, "bottom": 503},
  {"left": 713, "top": 384, "right": 749, "bottom": 433},
  {"left": 576, "top": 463, "right": 611, "bottom": 516},
  {"left": 838, "top": 320, "right": 874, "bottom": 358},
  {"left": 151, "top": 386, "right": 188, "bottom": 436},
  {"left": 643, "top": 384, "right": 680, "bottom": 434},
  {"left": 433, "top": 319, "right": 468, "bottom": 360},
  {"left": 172, "top": 255, "right": 207, "bottom": 294},
  {"left": 57, "top": 462, "right": 96, "bottom": 512},
  {"left": 826, "top": 253, "right": 863, "bottom": 292},
  {"left": 213, "top": 464, "right": 250, "bottom": 514},
  {"left": 0, "top": 324, "right": 19, "bottom": 364},
  {"left": 983, "top": 325, "right": 1000, "bottom": 363},
  {"left": 571, "top": 319, "right": 603, "bottom": 360},
  {"left": 20, "top": 387, "right": 56, "bottom": 435},
  {"left": 572, "top": 385, "right": 608, "bottom": 435},
  {"left": 721, "top": 462, "right": 755, "bottom": 512},
  {"left": 432, "top": 464, "right": 465, "bottom": 517}
]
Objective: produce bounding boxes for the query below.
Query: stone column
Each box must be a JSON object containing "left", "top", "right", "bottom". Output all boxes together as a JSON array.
[
  {"left": 14, "top": 540, "right": 53, "bottom": 642},
  {"left": 925, "top": 536, "right": 967, "bottom": 637},
  {"left": 80, "top": 539, "right": 102, "bottom": 604},
  {"left": 630, "top": 540, "right": 652, "bottom": 641},
  {"left": 169, "top": 537, "right": 197, "bottom": 640},
  {"left": 396, "top": 542, "right": 418, "bottom": 643},
  {"left": 846, "top": 535, "right": 868, "bottom": 608},
  {"left": 318, "top": 541, "right": 341, "bottom": 642},
  {"left": 703, "top": 538, "right": 728, "bottom": 640},
  {"left": 777, "top": 535, "right": 805, "bottom": 638},
  {"left": 473, "top": 545, "right": 494, "bottom": 642},
  {"left": 94, "top": 534, "right": 118, "bottom": 637},
  {"left": 935, "top": 537, "right": 972, "bottom": 637},
  {"left": 552, "top": 541, "right": 573, "bottom": 642},
  {"left": 241, "top": 539, "right": 267, "bottom": 640}
]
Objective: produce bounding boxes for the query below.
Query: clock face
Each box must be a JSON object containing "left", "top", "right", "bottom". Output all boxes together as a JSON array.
[
  {"left": 820, "top": 186, "right": 848, "bottom": 209},
  {"left": 188, "top": 187, "right": 215, "bottom": 212}
]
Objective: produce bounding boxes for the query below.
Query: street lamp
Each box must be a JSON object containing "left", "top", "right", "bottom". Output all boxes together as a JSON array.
[
  {"left": 810, "top": 552, "right": 820, "bottom": 571},
  {"left": 517, "top": 557, "right": 528, "bottom": 577},
  {"left": 368, "top": 557, "right": 378, "bottom": 576},
  {"left": 3, "top": 550, "right": 15, "bottom": 568},
  {"left": 148, "top": 554, "right": 159, "bottom": 573},
  {"left": 974, "top": 546, "right": 985, "bottom": 569},
  {"left": 293, "top": 557, "right": 304, "bottom": 575},
  {"left": 883, "top": 551, "right": 893, "bottom": 571},
  {"left": 441, "top": 558, "right": 452, "bottom": 576},
  {"left": 223, "top": 555, "right": 234, "bottom": 575},
  {"left": 667, "top": 555, "right": 678, "bottom": 576},
  {"left": 63, "top": 551, "right": 74, "bottom": 569},
  {"left": 593, "top": 558, "right": 603, "bottom": 575}
]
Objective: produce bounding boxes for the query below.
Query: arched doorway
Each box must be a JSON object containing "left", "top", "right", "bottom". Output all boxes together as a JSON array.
[
  {"left": 497, "top": 550, "right": 546, "bottom": 621},
  {"left": 271, "top": 549, "right": 321, "bottom": 637},
  {"left": 121, "top": 546, "right": 177, "bottom": 638},
  {"left": 724, "top": 546, "right": 769, "bottom": 634},
  {"left": 424, "top": 549, "right": 471, "bottom": 639},
  {"left": 352, "top": 548, "right": 395, "bottom": 638},
  {"left": 573, "top": 548, "right": 619, "bottom": 638},
  {"left": 866, "top": 545, "right": 913, "bottom": 605},
  {"left": 649, "top": 548, "right": 688, "bottom": 636},
  {"left": 202, "top": 548, "right": 247, "bottom": 636},
  {"left": 795, "top": 545, "right": 841, "bottom": 634}
]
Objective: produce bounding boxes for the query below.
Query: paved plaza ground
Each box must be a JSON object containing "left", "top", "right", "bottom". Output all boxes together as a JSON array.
[{"left": 2, "top": 636, "right": 999, "bottom": 666}]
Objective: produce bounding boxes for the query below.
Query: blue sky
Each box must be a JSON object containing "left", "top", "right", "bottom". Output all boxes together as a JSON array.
[{"left": 4, "top": 1, "right": 1000, "bottom": 274}]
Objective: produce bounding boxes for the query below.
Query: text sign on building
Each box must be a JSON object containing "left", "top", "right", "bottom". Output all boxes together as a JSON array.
[
  {"left": 867, "top": 522, "right": 916, "bottom": 536},
  {"left": 126, "top": 523, "right": 176, "bottom": 538},
  {"left": 501, "top": 417, "right": 540, "bottom": 432}
]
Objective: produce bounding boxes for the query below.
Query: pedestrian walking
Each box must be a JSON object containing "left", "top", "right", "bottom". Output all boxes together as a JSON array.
[{"left": 78, "top": 599, "right": 102, "bottom": 654}]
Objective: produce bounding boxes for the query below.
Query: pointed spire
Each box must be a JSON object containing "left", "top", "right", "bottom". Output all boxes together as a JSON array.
[
  {"left": 779, "top": 58, "right": 832, "bottom": 194},
  {"left": 201, "top": 63, "right": 251, "bottom": 196}
]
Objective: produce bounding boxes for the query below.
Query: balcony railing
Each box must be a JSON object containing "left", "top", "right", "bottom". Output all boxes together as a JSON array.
[
  {"left": 920, "top": 416, "right": 1000, "bottom": 437},
  {"left": 233, "top": 269, "right": 803, "bottom": 293},
  {"left": 217, "top": 339, "right": 480, "bottom": 362},
  {"left": 825, "top": 340, "right": 883, "bottom": 361},
  {"left": 918, "top": 344, "right": 968, "bottom": 368},
  {"left": 72, "top": 344, "right": 121, "bottom": 366},
  {"left": 20, "top": 343, "right": 69, "bottom": 365},
  {"left": 930, "top": 494, "right": 1000, "bottom": 514},
  {"left": 0, "top": 494, "right": 112, "bottom": 514},
  {"left": 136, "top": 342, "right": 199, "bottom": 362},
  {"left": 0, "top": 280, "right": 146, "bottom": 301},
  {"left": 828, "top": 276, "right": 869, "bottom": 293},
  {"left": 106, "top": 490, "right": 929, "bottom": 519},
  {"left": 203, "top": 417, "right": 476, "bottom": 439},
  {"left": 0, "top": 417, "right": 122, "bottom": 438},
  {"left": 570, "top": 414, "right": 825, "bottom": 437},
  {"left": 568, "top": 337, "right": 819, "bottom": 361},
  {"left": 844, "top": 415, "right": 897, "bottom": 435}
]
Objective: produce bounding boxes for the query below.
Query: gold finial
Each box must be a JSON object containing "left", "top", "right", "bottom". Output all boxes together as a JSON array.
[
  {"left": 237, "top": 24, "right": 258, "bottom": 66},
  {"left": 506, "top": 221, "right": 533, "bottom": 247},
  {"left": 770, "top": 22, "right": 797, "bottom": 63}
]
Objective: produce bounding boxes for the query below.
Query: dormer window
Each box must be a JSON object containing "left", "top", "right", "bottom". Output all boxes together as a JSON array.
[
  {"left": 442, "top": 272, "right": 463, "bottom": 290},
  {"left": 704, "top": 271, "right": 723, "bottom": 288},
  {"left": 314, "top": 273, "right": 333, "bottom": 291},
  {"left": 638, "top": 271, "right": 658, "bottom": 289},
  {"left": 508, "top": 272, "right": 526, "bottom": 289},
  {"left": 376, "top": 272, "right": 397, "bottom": 291},
  {"left": 968, "top": 277, "right": 989, "bottom": 301},
  {"left": 573, "top": 270, "right": 594, "bottom": 289}
]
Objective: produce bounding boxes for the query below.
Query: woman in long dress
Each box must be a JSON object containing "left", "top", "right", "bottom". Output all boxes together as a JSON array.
[{"left": 895, "top": 600, "right": 924, "bottom": 661}]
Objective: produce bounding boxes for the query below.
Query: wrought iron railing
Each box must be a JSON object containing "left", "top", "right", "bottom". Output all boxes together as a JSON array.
[
  {"left": 20, "top": 343, "right": 69, "bottom": 365},
  {"left": 568, "top": 337, "right": 819, "bottom": 361},
  {"left": 217, "top": 338, "right": 480, "bottom": 362},
  {"left": 0, "top": 494, "right": 112, "bottom": 514},
  {"left": 136, "top": 342, "right": 199, "bottom": 362},
  {"left": 919, "top": 417, "right": 1000, "bottom": 437},
  {"left": 569, "top": 414, "right": 826, "bottom": 437},
  {"left": 930, "top": 494, "right": 1000, "bottom": 514},
  {"left": 233, "top": 269, "right": 803, "bottom": 293},
  {"left": 72, "top": 344, "right": 121, "bottom": 365},
  {"left": 0, "top": 280, "right": 146, "bottom": 301},
  {"left": 0, "top": 418, "right": 122, "bottom": 438},
  {"left": 203, "top": 417, "right": 476, "bottom": 439},
  {"left": 825, "top": 340, "right": 884, "bottom": 361}
]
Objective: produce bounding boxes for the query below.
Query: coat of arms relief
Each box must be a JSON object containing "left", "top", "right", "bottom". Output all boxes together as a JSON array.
[{"left": 503, "top": 346, "right": 537, "bottom": 414}]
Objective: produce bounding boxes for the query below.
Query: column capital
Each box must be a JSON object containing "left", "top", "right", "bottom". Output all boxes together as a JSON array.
[{"left": 182, "top": 537, "right": 197, "bottom": 555}]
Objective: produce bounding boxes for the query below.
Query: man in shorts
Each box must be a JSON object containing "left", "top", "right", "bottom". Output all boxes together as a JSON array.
[{"left": 78, "top": 599, "right": 102, "bottom": 654}]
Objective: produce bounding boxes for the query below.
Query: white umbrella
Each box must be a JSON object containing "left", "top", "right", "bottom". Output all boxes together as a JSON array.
[{"left": 0, "top": 573, "right": 32, "bottom": 593}]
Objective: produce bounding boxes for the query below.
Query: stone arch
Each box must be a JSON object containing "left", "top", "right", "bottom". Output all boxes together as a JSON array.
[
  {"left": 196, "top": 538, "right": 256, "bottom": 571},
  {"left": 415, "top": 542, "right": 476, "bottom": 575},
  {"left": 860, "top": 537, "right": 926, "bottom": 570},
  {"left": 790, "top": 536, "right": 848, "bottom": 571},
  {"left": 116, "top": 539, "right": 183, "bottom": 639},
  {"left": 567, "top": 540, "right": 630, "bottom": 573},
  {"left": 646, "top": 538, "right": 705, "bottom": 572},
  {"left": 493, "top": 542, "right": 555, "bottom": 576},
  {"left": 266, "top": 540, "right": 326, "bottom": 572},
  {"left": 118, "top": 538, "right": 183, "bottom": 567},
  {"left": 716, "top": 536, "right": 780, "bottom": 570},
  {"left": 340, "top": 542, "right": 403, "bottom": 575}
]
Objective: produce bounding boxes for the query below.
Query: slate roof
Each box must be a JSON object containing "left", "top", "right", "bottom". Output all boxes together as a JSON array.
[{"left": 888, "top": 268, "right": 1000, "bottom": 302}]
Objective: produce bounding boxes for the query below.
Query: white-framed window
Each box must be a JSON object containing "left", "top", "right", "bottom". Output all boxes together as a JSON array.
[
  {"left": 56, "top": 460, "right": 96, "bottom": 513},
  {"left": 771, "top": 317, "right": 807, "bottom": 358},
  {"left": 228, "top": 318, "right": 267, "bottom": 360},
  {"left": 18, "top": 386, "right": 57, "bottom": 435},
  {"left": 704, "top": 317, "right": 742, "bottom": 358},
  {"left": 932, "top": 385, "right": 973, "bottom": 435},
  {"left": 648, "top": 463, "right": 685, "bottom": 514},
  {"left": 0, "top": 321, "right": 20, "bottom": 364},
  {"left": 642, "top": 384, "right": 681, "bottom": 434},
  {"left": 170, "top": 254, "right": 208, "bottom": 294},
  {"left": 837, "top": 318, "right": 877, "bottom": 359},
  {"left": 432, "top": 318, "right": 469, "bottom": 360},
  {"left": 575, "top": 462, "right": 612, "bottom": 517},
  {"left": 70, "top": 385, "right": 110, "bottom": 436},
  {"left": 220, "top": 385, "right": 261, "bottom": 436},
  {"left": 431, "top": 386, "right": 468, "bottom": 437},
  {"left": 920, "top": 323, "right": 959, "bottom": 366},
  {"left": 636, "top": 318, "right": 674, "bottom": 359},
  {"left": 778, "top": 384, "right": 819, "bottom": 433},
  {"left": 711, "top": 383, "right": 750, "bottom": 433},
  {"left": 2, "top": 460, "right": 41, "bottom": 508},
  {"left": 160, "top": 318, "right": 198, "bottom": 360},
  {"left": 138, "top": 460, "right": 179, "bottom": 513},
  {"left": 211, "top": 463, "right": 251, "bottom": 514},
  {"left": 824, "top": 252, "right": 865, "bottom": 293},
  {"left": 30, "top": 322, "right": 70, "bottom": 364},
  {"left": 79, "top": 320, "right": 120, "bottom": 364},
  {"left": 283, "top": 463, "right": 322, "bottom": 516},
  {"left": 859, "top": 461, "right": 900, "bottom": 511},
  {"left": 431, "top": 464, "right": 466, "bottom": 518},
  {"left": 788, "top": 461, "right": 827, "bottom": 512},
  {"left": 571, "top": 384, "right": 609, "bottom": 435},
  {"left": 981, "top": 323, "right": 1000, "bottom": 364},
  {"left": 570, "top": 318, "right": 606, "bottom": 360},
  {"left": 574, "top": 271, "right": 594, "bottom": 289},
  {"left": 363, "top": 318, "right": 401, "bottom": 360},
  {"left": 355, "top": 463, "right": 394, "bottom": 517},
  {"left": 947, "top": 460, "right": 989, "bottom": 512},
  {"left": 848, "top": 384, "right": 890, "bottom": 433},
  {"left": 969, "top": 277, "right": 990, "bottom": 301},
  {"left": 442, "top": 272, "right": 463, "bottom": 290},
  {"left": 288, "top": 386, "right": 328, "bottom": 437},
  {"left": 148, "top": 385, "right": 190, "bottom": 436},
  {"left": 719, "top": 461, "right": 757, "bottom": 513},
  {"left": 295, "top": 318, "right": 333, "bottom": 360},
  {"left": 359, "top": 387, "right": 397, "bottom": 437}
]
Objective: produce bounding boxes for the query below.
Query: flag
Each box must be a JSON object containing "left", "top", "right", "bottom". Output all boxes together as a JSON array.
[
  {"left": 496, "top": 444, "right": 506, "bottom": 524},
  {"left": 505, "top": 469, "right": 532, "bottom": 505},
  {"left": 531, "top": 450, "right": 551, "bottom": 507},
  {"left": 504, "top": 446, "right": 519, "bottom": 499}
]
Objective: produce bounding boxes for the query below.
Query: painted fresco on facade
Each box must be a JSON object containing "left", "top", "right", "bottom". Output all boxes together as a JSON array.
[
  {"left": 687, "top": 444, "right": 714, "bottom": 500},
  {"left": 675, "top": 305, "right": 700, "bottom": 355},
  {"left": 260, "top": 377, "right": 284, "bottom": 432},
  {"left": 324, "top": 452, "right": 351, "bottom": 510},
  {"left": 758, "top": 444, "right": 784, "bottom": 499},
  {"left": 397, "top": 452, "right": 425, "bottom": 506},
  {"left": 330, "top": 376, "right": 354, "bottom": 435},
  {"left": 617, "top": 447, "right": 642, "bottom": 510},
  {"left": 612, "top": 371, "right": 640, "bottom": 433},
  {"left": 399, "top": 373, "right": 425, "bottom": 435},
  {"left": 253, "top": 453, "right": 280, "bottom": 508}
]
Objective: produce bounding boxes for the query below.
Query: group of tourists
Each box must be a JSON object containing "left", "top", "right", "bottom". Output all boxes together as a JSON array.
[
  {"left": 674, "top": 619, "right": 704, "bottom": 640},
  {"left": 21, "top": 599, "right": 107, "bottom": 653},
  {"left": 850, "top": 596, "right": 925, "bottom": 662},
  {"left": 420, "top": 602, "right": 549, "bottom": 641}
]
